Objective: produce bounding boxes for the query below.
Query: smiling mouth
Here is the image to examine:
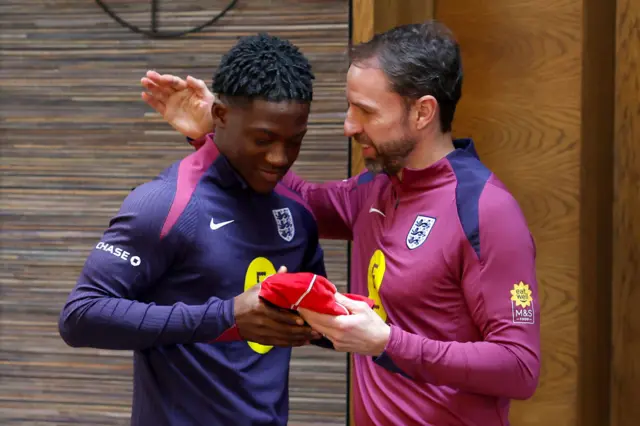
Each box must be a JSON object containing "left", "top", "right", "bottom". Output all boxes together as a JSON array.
[
  {"left": 258, "top": 169, "right": 283, "bottom": 182},
  {"left": 361, "top": 145, "right": 376, "bottom": 157}
]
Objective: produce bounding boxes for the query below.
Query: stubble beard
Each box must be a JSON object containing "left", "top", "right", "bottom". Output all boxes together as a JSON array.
[{"left": 363, "top": 137, "right": 416, "bottom": 176}]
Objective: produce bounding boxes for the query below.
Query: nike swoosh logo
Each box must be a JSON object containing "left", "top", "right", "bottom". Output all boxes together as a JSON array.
[
  {"left": 369, "top": 207, "right": 386, "bottom": 217},
  {"left": 210, "top": 219, "right": 234, "bottom": 230}
]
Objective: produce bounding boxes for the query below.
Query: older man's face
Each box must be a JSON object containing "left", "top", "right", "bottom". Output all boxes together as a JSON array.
[{"left": 343, "top": 63, "right": 416, "bottom": 176}]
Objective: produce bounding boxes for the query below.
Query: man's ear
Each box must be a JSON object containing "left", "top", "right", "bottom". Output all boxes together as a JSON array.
[
  {"left": 211, "top": 99, "right": 229, "bottom": 128},
  {"left": 414, "top": 95, "right": 438, "bottom": 131}
]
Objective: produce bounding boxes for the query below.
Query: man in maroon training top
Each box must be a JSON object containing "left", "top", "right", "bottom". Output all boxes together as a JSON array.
[{"left": 140, "top": 20, "right": 540, "bottom": 426}]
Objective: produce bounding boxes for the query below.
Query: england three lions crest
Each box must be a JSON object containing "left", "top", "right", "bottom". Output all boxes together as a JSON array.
[
  {"left": 272, "top": 208, "right": 295, "bottom": 242},
  {"left": 406, "top": 215, "right": 436, "bottom": 250}
]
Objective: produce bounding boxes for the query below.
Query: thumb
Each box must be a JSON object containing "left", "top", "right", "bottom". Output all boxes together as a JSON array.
[
  {"left": 335, "top": 292, "right": 368, "bottom": 314},
  {"left": 277, "top": 265, "right": 288, "bottom": 274}
]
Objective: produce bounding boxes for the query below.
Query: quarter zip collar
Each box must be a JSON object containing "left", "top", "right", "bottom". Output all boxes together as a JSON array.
[{"left": 388, "top": 138, "right": 478, "bottom": 193}]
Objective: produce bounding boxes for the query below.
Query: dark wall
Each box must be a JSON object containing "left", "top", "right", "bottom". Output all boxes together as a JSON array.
[{"left": 0, "top": 1, "right": 351, "bottom": 424}]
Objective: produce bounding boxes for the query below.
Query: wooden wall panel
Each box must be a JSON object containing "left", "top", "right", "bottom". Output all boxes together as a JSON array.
[
  {"left": 350, "top": 0, "right": 375, "bottom": 178},
  {"left": 0, "top": 1, "right": 350, "bottom": 425},
  {"left": 436, "top": 1, "right": 583, "bottom": 425},
  {"left": 611, "top": 0, "right": 640, "bottom": 424},
  {"left": 578, "top": 1, "right": 616, "bottom": 426},
  {"left": 374, "top": 0, "right": 436, "bottom": 34}
]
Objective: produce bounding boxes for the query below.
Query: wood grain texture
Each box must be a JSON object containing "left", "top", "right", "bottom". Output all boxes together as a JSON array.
[
  {"left": 0, "top": 0, "right": 351, "bottom": 424},
  {"left": 436, "top": 1, "right": 582, "bottom": 425},
  {"left": 374, "top": 0, "right": 435, "bottom": 33},
  {"left": 577, "top": 0, "right": 615, "bottom": 425},
  {"left": 349, "top": 0, "right": 374, "bottom": 178},
  {"left": 611, "top": 0, "right": 640, "bottom": 424}
]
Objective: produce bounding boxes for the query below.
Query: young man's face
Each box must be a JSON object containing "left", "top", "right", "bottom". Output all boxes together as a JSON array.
[{"left": 213, "top": 99, "right": 310, "bottom": 193}]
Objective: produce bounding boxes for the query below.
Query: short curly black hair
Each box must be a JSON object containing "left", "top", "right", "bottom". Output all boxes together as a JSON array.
[{"left": 212, "top": 33, "right": 314, "bottom": 104}]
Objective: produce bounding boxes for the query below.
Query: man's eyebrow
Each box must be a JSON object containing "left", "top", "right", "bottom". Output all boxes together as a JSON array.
[
  {"left": 252, "top": 128, "right": 278, "bottom": 138},
  {"left": 252, "top": 128, "right": 307, "bottom": 140},
  {"left": 350, "top": 100, "right": 377, "bottom": 111}
]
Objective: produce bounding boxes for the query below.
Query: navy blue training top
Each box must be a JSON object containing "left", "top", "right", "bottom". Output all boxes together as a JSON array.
[{"left": 59, "top": 136, "right": 326, "bottom": 425}]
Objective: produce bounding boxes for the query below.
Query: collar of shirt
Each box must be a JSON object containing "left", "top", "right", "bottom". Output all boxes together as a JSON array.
[
  {"left": 212, "top": 154, "right": 250, "bottom": 190},
  {"left": 388, "top": 138, "right": 478, "bottom": 192}
]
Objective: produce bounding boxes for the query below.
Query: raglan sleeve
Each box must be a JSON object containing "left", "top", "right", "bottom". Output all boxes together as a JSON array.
[
  {"left": 58, "top": 180, "right": 236, "bottom": 350},
  {"left": 281, "top": 170, "right": 373, "bottom": 241},
  {"left": 376, "top": 186, "right": 540, "bottom": 399}
]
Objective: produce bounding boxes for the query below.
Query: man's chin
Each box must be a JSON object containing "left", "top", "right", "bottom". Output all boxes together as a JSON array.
[
  {"left": 247, "top": 175, "right": 281, "bottom": 193},
  {"left": 248, "top": 170, "right": 285, "bottom": 193},
  {"left": 365, "top": 158, "right": 404, "bottom": 176},
  {"left": 249, "top": 181, "right": 278, "bottom": 194}
]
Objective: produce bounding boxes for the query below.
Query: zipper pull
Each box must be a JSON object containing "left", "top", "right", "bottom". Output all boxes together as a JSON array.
[{"left": 392, "top": 187, "right": 399, "bottom": 209}]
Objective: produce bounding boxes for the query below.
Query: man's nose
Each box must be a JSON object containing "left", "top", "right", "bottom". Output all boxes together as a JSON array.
[
  {"left": 265, "top": 142, "right": 288, "bottom": 167},
  {"left": 344, "top": 109, "right": 363, "bottom": 137}
]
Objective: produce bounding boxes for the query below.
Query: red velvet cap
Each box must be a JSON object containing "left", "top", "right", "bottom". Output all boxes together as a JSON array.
[{"left": 259, "top": 272, "right": 374, "bottom": 315}]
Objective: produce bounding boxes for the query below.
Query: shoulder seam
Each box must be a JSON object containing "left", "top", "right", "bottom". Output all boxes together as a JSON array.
[
  {"left": 159, "top": 147, "right": 218, "bottom": 239},
  {"left": 349, "top": 171, "right": 379, "bottom": 192}
]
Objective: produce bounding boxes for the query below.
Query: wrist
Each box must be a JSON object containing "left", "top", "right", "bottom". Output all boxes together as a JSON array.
[
  {"left": 232, "top": 294, "right": 245, "bottom": 322},
  {"left": 186, "top": 130, "right": 209, "bottom": 140},
  {"left": 373, "top": 322, "right": 391, "bottom": 356},
  {"left": 186, "top": 133, "right": 211, "bottom": 150},
  {"left": 197, "top": 298, "right": 235, "bottom": 343}
]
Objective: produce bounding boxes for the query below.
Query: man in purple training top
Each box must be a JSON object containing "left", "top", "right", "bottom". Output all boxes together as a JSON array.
[
  {"left": 59, "top": 34, "right": 328, "bottom": 426},
  {"left": 140, "top": 21, "right": 540, "bottom": 426}
]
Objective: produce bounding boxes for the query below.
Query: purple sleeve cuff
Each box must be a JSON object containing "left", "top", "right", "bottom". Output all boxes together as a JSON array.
[
  {"left": 384, "top": 324, "right": 416, "bottom": 360},
  {"left": 197, "top": 297, "right": 236, "bottom": 342},
  {"left": 373, "top": 325, "right": 415, "bottom": 379},
  {"left": 186, "top": 134, "right": 209, "bottom": 150},
  {"left": 374, "top": 324, "right": 438, "bottom": 383}
]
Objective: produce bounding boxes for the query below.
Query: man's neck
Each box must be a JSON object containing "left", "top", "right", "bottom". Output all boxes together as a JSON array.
[
  {"left": 404, "top": 131, "right": 454, "bottom": 171},
  {"left": 212, "top": 134, "right": 231, "bottom": 157}
]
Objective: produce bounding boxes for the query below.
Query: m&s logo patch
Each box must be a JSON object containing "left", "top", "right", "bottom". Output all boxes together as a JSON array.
[{"left": 510, "top": 282, "right": 534, "bottom": 324}]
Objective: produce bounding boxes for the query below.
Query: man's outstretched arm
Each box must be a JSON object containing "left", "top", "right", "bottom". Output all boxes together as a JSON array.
[{"left": 140, "top": 71, "right": 375, "bottom": 241}]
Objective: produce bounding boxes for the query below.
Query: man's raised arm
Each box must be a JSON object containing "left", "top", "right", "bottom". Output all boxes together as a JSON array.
[{"left": 140, "top": 71, "right": 374, "bottom": 241}]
